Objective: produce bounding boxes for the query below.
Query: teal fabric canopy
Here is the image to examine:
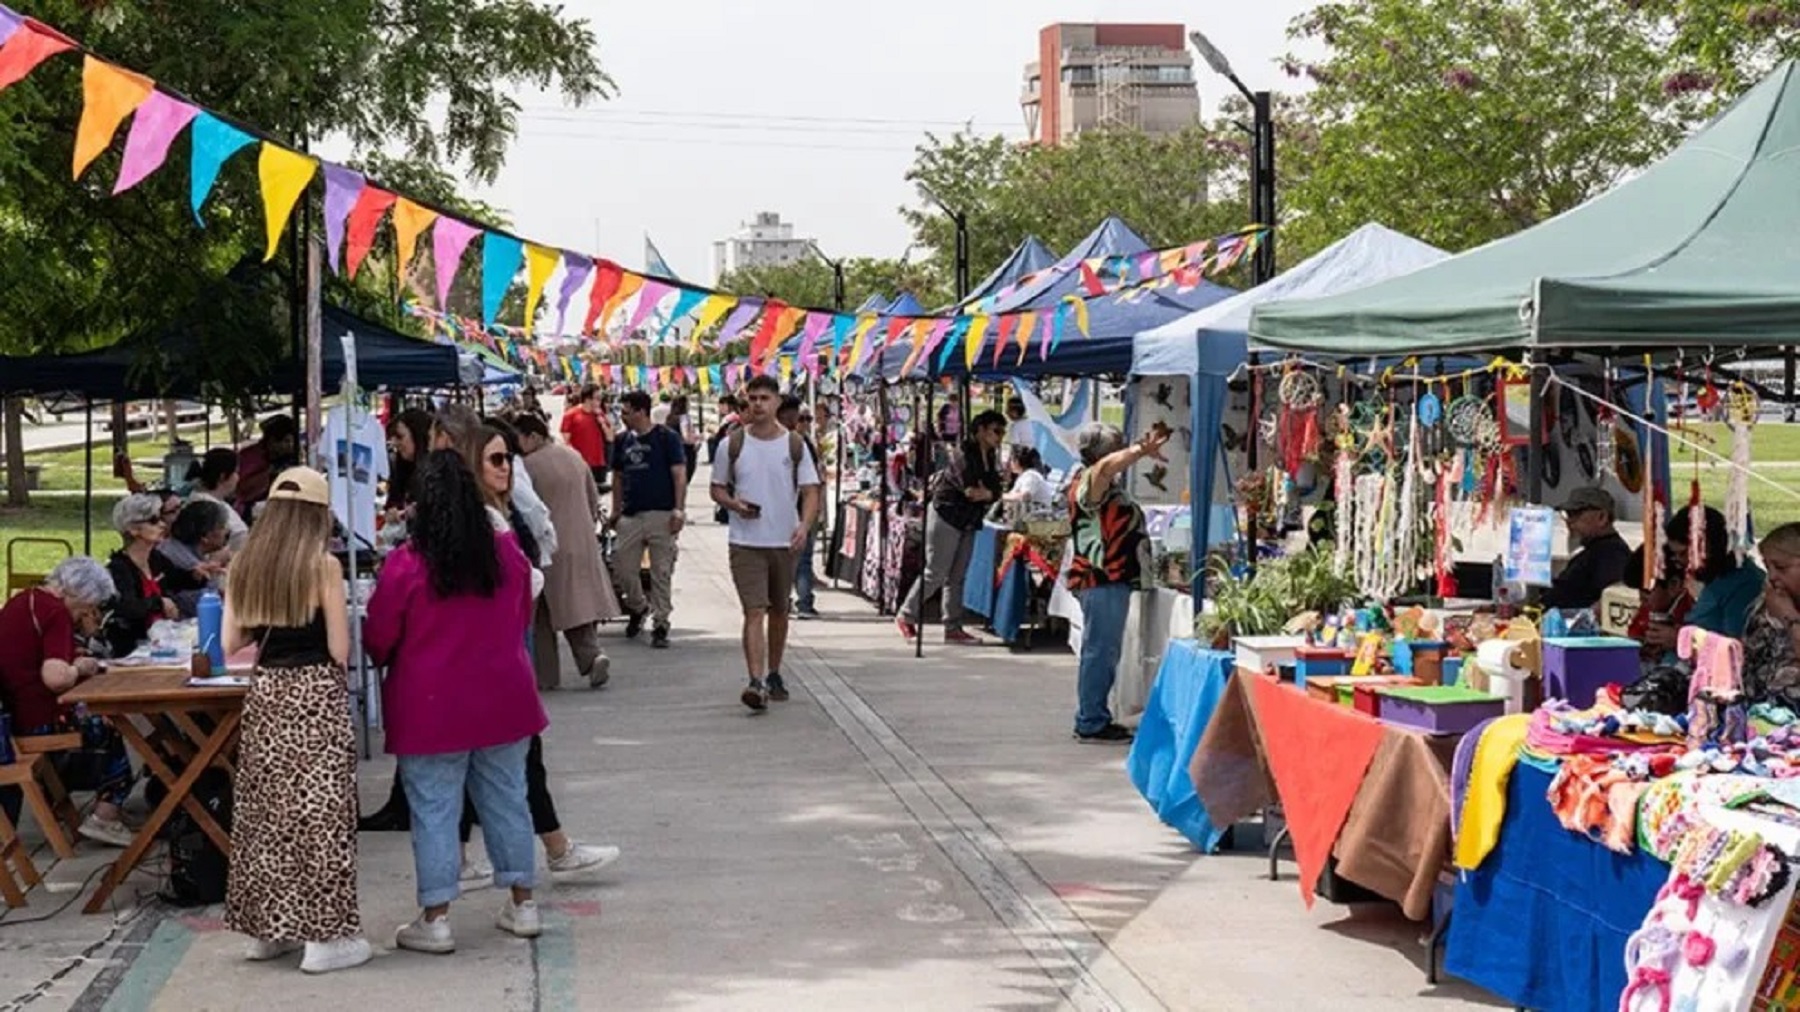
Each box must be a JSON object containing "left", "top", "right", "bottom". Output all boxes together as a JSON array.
[{"left": 1251, "top": 62, "right": 1800, "bottom": 355}]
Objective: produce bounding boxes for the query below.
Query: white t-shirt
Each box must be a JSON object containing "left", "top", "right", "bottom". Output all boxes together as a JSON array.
[
  {"left": 1008, "top": 418, "right": 1037, "bottom": 449},
  {"left": 715, "top": 430, "right": 821, "bottom": 548},
  {"left": 1011, "top": 469, "right": 1055, "bottom": 506},
  {"left": 319, "top": 409, "right": 388, "bottom": 549}
]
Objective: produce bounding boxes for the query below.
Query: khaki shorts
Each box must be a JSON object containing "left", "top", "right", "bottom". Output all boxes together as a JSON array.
[{"left": 729, "top": 545, "right": 796, "bottom": 614}]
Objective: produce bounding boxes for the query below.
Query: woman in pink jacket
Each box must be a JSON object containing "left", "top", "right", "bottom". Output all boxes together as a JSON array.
[{"left": 365, "top": 449, "right": 547, "bottom": 955}]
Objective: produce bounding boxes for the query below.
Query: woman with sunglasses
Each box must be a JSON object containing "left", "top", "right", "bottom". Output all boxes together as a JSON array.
[{"left": 102, "top": 492, "right": 200, "bottom": 657}]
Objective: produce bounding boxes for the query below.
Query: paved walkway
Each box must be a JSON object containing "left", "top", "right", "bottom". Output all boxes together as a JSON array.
[{"left": 0, "top": 475, "right": 1500, "bottom": 1011}]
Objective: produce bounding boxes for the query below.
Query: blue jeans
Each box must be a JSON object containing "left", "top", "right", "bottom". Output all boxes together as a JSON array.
[
  {"left": 1075, "top": 583, "right": 1133, "bottom": 734},
  {"left": 398, "top": 738, "right": 535, "bottom": 907},
  {"left": 794, "top": 530, "right": 817, "bottom": 611}
]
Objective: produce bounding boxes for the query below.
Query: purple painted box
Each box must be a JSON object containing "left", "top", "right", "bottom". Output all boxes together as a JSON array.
[
  {"left": 1377, "top": 686, "right": 1507, "bottom": 735},
  {"left": 1543, "top": 637, "right": 1643, "bottom": 708}
]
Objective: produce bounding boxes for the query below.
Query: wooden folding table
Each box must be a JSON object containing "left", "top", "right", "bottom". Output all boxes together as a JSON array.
[{"left": 59, "top": 667, "right": 247, "bottom": 913}]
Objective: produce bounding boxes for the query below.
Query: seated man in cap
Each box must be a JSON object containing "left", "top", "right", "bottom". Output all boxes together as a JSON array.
[{"left": 1542, "top": 486, "right": 1633, "bottom": 611}]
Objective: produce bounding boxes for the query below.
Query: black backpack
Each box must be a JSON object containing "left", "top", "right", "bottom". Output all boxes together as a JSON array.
[{"left": 155, "top": 768, "right": 233, "bottom": 907}]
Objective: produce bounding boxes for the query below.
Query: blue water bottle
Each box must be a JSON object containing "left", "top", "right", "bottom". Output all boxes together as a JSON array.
[{"left": 197, "top": 590, "right": 225, "bottom": 669}]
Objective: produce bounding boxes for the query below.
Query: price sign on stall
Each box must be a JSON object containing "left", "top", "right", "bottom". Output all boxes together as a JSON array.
[{"left": 1505, "top": 506, "right": 1556, "bottom": 587}]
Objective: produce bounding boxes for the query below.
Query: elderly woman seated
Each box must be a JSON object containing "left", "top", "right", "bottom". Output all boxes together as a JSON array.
[
  {"left": 155, "top": 499, "right": 231, "bottom": 618},
  {"left": 103, "top": 492, "right": 200, "bottom": 657},
  {"left": 0, "top": 556, "right": 137, "bottom": 847}
]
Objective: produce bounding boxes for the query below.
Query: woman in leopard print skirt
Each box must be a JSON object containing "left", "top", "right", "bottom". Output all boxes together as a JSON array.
[{"left": 221, "top": 467, "right": 370, "bottom": 974}]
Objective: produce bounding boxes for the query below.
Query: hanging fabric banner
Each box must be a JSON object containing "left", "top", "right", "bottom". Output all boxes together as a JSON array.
[
  {"left": 522, "top": 243, "right": 559, "bottom": 334},
  {"left": 582, "top": 260, "right": 624, "bottom": 335},
  {"left": 554, "top": 251, "right": 593, "bottom": 337},
  {"left": 431, "top": 216, "right": 480, "bottom": 309},
  {"left": 796, "top": 312, "right": 831, "bottom": 370},
  {"left": 320, "top": 165, "right": 364, "bottom": 274},
  {"left": 391, "top": 198, "right": 438, "bottom": 277},
  {"left": 1063, "top": 294, "right": 1091, "bottom": 339},
  {"left": 698, "top": 365, "right": 713, "bottom": 395},
  {"left": 0, "top": 7, "right": 21, "bottom": 48},
  {"left": 0, "top": 19, "right": 73, "bottom": 93},
  {"left": 188, "top": 113, "right": 255, "bottom": 223},
  {"left": 112, "top": 91, "right": 197, "bottom": 195},
  {"left": 772, "top": 305, "right": 806, "bottom": 352},
  {"left": 882, "top": 316, "right": 909, "bottom": 355},
  {"left": 963, "top": 314, "right": 991, "bottom": 370},
  {"left": 1014, "top": 311, "right": 1037, "bottom": 366},
  {"left": 747, "top": 299, "right": 788, "bottom": 369},
  {"left": 991, "top": 313, "right": 1020, "bottom": 369},
  {"left": 597, "top": 271, "right": 645, "bottom": 336},
  {"left": 481, "top": 232, "right": 522, "bottom": 327},
  {"left": 1078, "top": 261, "right": 1106, "bottom": 298},
  {"left": 343, "top": 186, "right": 396, "bottom": 280},
  {"left": 625, "top": 364, "right": 640, "bottom": 388},
  {"left": 716, "top": 299, "right": 763, "bottom": 346},
  {"left": 1041, "top": 303, "right": 1064, "bottom": 361},
  {"left": 257, "top": 144, "right": 316, "bottom": 261},
  {"left": 936, "top": 316, "right": 970, "bottom": 374},
  {"left": 687, "top": 293, "right": 737, "bottom": 349},
  {"left": 845, "top": 314, "right": 879, "bottom": 373},
  {"left": 660, "top": 288, "right": 708, "bottom": 341},
  {"left": 899, "top": 320, "right": 935, "bottom": 377},
  {"left": 623, "top": 279, "right": 673, "bottom": 336},
  {"left": 828, "top": 314, "right": 856, "bottom": 365},
  {"left": 74, "top": 57, "right": 153, "bottom": 179},
  {"left": 778, "top": 355, "right": 794, "bottom": 387}
]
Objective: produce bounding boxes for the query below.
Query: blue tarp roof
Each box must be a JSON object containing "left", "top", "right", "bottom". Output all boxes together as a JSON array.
[
  {"left": 962, "top": 235, "right": 1059, "bottom": 310},
  {"left": 884, "top": 292, "right": 927, "bottom": 316},
  {"left": 937, "top": 283, "right": 1236, "bottom": 380},
  {"left": 1133, "top": 223, "right": 1449, "bottom": 376},
  {"left": 988, "top": 217, "right": 1152, "bottom": 314}
]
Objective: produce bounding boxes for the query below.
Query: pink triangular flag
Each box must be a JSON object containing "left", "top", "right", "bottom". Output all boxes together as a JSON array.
[
  {"left": 432, "top": 217, "right": 482, "bottom": 310},
  {"left": 623, "top": 280, "right": 673, "bottom": 335},
  {"left": 112, "top": 91, "right": 197, "bottom": 195}
]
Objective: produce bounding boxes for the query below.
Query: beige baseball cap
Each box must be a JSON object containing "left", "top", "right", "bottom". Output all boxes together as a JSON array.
[{"left": 267, "top": 466, "right": 330, "bottom": 507}]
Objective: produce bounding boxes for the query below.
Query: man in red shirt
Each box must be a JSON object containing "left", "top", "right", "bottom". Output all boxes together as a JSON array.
[{"left": 560, "top": 384, "right": 612, "bottom": 489}]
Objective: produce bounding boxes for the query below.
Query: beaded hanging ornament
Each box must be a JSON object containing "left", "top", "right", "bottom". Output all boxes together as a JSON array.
[{"left": 1725, "top": 382, "right": 1759, "bottom": 562}]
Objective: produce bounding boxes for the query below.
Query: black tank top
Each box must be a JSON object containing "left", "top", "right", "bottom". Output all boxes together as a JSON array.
[{"left": 250, "top": 609, "right": 333, "bottom": 668}]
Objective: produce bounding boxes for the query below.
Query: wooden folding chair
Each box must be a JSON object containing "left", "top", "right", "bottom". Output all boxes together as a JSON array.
[
  {"left": 0, "top": 805, "right": 38, "bottom": 907},
  {"left": 0, "top": 732, "right": 84, "bottom": 860}
]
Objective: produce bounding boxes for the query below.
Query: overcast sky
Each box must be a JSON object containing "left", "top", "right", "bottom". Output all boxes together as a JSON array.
[{"left": 470, "top": 1, "right": 1318, "bottom": 281}]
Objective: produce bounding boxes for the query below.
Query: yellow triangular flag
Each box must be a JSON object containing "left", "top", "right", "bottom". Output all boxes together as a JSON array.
[
  {"left": 522, "top": 244, "right": 560, "bottom": 335},
  {"left": 74, "top": 58, "right": 154, "bottom": 179},
  {"left": 1063, "top": 295, "right": 1090, "bottom": 338},
  {"left": 258, "top": 144, "right": 317, "bottom": 261},
  {"left": 687, "top": 294, "right": 737, "bottom": 350},
  {"left": 847, "top": 314, "right": 879, "bottom": 371},
  {"left": 392, "top": 198, "right": 438, "bottom": 275},
  {"left": 778, "top": 356, "right": 794, "bottom": 387},
  {"left": 963, "top": 315, "right": 991, "bottom": 369}
]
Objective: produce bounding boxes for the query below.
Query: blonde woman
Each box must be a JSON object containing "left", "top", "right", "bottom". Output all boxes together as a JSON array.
[{"left": 222, "top": 467, "right": 370, "bottom": 973}]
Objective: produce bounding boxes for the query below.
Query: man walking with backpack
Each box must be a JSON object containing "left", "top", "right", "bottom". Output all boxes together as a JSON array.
[{"left": 711, "top": 376, "right": 821, "bottom": 711}]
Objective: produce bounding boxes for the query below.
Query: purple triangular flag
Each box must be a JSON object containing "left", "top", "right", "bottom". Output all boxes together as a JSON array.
[
  {"left": 0, "top": 7, "right": 21, "bottom": 48},
  {"left": 554, "top": 252, "right": 592, "bottom": 337},
  {"left": 432, "top": 218, "right": 481, "bottom": 310},
  {"left": 113, "top": 91, "right": 198, "bottom": 195},
  {"left": 796, "top": 312, "right": 831, "bottom": 367},
  {"left": 717, "top": 299, "right": 762, "bottom": 346},
  {"left": 321, "top": 165, "right": 364, "bottom": 275}
]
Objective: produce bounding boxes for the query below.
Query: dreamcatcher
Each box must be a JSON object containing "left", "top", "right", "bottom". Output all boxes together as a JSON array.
[
  {"left": 1725, "top": 382, "right": 1759, "bottom": 562},
  {"left": 1446, "top": 383, "right": 1506, "bottom": 525},
  {"left": 1277, "top": 367, "right": 1325, "bottom": 476}
]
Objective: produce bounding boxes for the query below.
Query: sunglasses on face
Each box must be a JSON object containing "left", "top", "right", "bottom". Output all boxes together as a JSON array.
[{"left": 486, "top": 452, "right": 511, "bottom": 467}]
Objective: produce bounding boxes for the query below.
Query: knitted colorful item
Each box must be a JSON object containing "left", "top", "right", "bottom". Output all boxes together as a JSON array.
[{"left": 1681, "top": 627, "right": 1748, "bottom": 750}]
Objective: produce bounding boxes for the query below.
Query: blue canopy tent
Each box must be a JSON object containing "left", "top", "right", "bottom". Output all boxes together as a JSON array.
[
  {"left": 961, "top": 235, "right": 1058, "bottom": 311},
  {"left": 1129, "top": 224, "right": 1450, "bottom": 575},
  {"left": 988, "top": 217, "right": 1154, "bottom": 314}
]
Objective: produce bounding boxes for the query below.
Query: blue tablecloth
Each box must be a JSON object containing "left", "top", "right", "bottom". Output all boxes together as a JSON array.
[
  {"left": 962, "top": 523, "right": 1003, "bottom": 621},
  {"left": 1444, "top": 763, "right": 1668, "bottom": 1011},
  {"left": 1125, "top": 641, "right": 1235, "bottom": 852}
]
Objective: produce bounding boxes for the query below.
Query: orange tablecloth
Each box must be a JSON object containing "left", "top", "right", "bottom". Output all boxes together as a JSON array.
[{"left": 1188, "top": 671, "right": 1455, "bottom": 920}]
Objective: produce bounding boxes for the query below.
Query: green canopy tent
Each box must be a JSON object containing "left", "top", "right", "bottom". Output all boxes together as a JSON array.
[{"left": 1251, "top": 61, "right": 1800, "bottom": 356}]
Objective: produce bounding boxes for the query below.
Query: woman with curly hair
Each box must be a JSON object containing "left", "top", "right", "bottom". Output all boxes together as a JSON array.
[
  {"left": 221, "top": 467, "right": 369, "bottom": 973},
  {"left": 365, "top": 449, "right": 547, "bottom": 954}
]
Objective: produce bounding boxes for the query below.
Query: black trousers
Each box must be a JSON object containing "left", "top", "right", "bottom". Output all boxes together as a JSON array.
[{"left": 379, "top": 734, "right": 561, "bottom": 842}]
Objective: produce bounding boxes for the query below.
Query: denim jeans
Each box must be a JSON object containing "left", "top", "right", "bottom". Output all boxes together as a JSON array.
[
  {"left": 398, "top": 737, "right": 535, "bottom": 908},
  {"left": 794, "top": 529, "right": 817, "bottom": 611},
  {"left": 1075, "top": 582, "right": 1133, "bottom": 734}
]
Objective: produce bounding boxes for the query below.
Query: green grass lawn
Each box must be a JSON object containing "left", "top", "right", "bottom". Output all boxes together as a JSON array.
[{"left": 1674, "top": 421, "right": 1800, "bottom": 532}]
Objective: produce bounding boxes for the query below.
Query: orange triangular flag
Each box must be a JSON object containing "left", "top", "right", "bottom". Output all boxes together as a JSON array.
[
  {"left": 74, "top": 57, "right": 154, "bottom": 179},
  {"left": 391, "top": 198, "right": 439, "bottom": 275}
]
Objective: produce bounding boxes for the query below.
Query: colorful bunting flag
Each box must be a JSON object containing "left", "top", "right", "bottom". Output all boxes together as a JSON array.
[
  {"left": 963, "top": 315, "right": 991, "bottom": 370},
  {"left": 431, "top": 216, "right": 479, "bottom": 309},
  {"left": 1014, "top": 311, "right": 1037, "bottom": 366},
  {"left": 623, "top": 279, "right": 673, "bottom": 335},
  {"left": 188, "top": 113, "right": 254, "bottom": 223},
  {"left": 598, "top": 272, "right": 645, "bottom": 336},
  {"left": 582, "top": 261, "right": 623, "bottom": 335},
  {"left": 320, "top": 165, "right": 364, "bottom": 274},
  {"left": 522, "top": 243, "right": 559, "bottom": 334},
  {"left": 991, "top": 313, "right": 1019, "bottom": 369},
  {"left": 74, "top": 58, "right": 153, "bottom": 179},
  {"left": 0, "top": 20, "right": 72, "bottom": 92},
  {"left": 660, "top": 288, "right": 707, "bottom": 341},
  {"left": 0, "top": 7, "right": 20, "bottom": 47},
  {"left": 828, "top": 314, "right": 856, "bottom": 364},
  {"left": 481, "top": 232, "right": 522, "bottom": 327},
  {"left": 883, "top": 316, "right": 909, "bottom": 354},
  {"left": 343, "top": 186, "right": 396, "bottom": 280},
  {"left": 1078, "top": 261, "right": 1106, "bottom": 297},
  {"left": 113, "top": 91, "right": 197, "bottom": 195},
  {"left": 936, "top": 317, "right": 969, "bottom": 373},
  {"left": 391, "top": 198, "right": 438, "bottom": 276},
  {"left": 778, "top": 355, "right": 793, "bottom": 388},
  {"left": 258, "top": 144, "right": 315, "bottom": 261},
  {"left": 748, "top": 299, "right": 787, "bottom": 368},
  {"left": 796, "top": 312, "right": 830, "bottom": 370},
  {"left": 687, "top": 294, "right": 737, "bottom": 349},
  {"left": 717, "top": 299, "right": 762, "bottom": 346},
  {"left": 1064, "top": 294, "right": 1091, "bottom": 338},
  {"left": 554, "top": 252, "right": 593, "bottom": 337},
  {"left": 698, "top": 366, "right": 713, "bottom": 395}
]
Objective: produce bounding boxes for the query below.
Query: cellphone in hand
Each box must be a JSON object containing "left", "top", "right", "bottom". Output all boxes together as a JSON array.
[{"left": 741, "top": 501, "right": 762, "bottom": 518}]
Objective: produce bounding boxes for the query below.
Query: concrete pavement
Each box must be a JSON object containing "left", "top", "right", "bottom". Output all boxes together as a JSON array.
[{"left": 0, "top": 473, "right": 1500, "bottom": 1010}]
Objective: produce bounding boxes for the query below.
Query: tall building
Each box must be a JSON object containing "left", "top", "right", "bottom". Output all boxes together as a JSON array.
[
  {"left": 1021, "top": 23, "right": 1200, "bottom": 146},
  {"left": 712, "top": 211, "right": 813, "bottom": 282}
]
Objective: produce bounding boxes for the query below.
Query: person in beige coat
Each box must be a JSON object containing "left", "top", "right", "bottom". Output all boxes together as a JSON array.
[{"left": 515, "top": 416, "right": 620, "bottom": 689}]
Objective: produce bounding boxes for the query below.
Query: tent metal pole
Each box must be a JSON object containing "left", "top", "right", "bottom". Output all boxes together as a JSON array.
[{"left": 83, "top": 404, "right": 93, "bottom": 555}]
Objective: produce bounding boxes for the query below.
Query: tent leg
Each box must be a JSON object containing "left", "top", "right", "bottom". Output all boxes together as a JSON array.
[{"left": 83, "top": 404, "right": 93, "bottom": 556}]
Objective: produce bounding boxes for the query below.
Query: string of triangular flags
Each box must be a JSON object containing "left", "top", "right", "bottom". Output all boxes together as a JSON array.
[{"left": 0, "top": 6, "right": 1262, "bottom": 382}]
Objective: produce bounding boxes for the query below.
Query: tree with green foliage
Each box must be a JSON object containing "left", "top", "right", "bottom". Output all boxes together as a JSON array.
[
  {"left": 1275, "top": 0, "right": 1711, "bottom": 257},
  {"left": 900, "top": 127, "right": 1250, "bottom": 297}
]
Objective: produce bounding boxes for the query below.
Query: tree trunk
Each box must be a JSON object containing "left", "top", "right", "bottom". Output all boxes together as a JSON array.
[{"left": 4, "top": 397, "right": 26, "bottom": 507}]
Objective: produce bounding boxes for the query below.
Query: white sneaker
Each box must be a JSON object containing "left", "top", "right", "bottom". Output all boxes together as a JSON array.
[
  {"left": 586, "top": 654, "right": 611, "bottom": 689},
  {"left": 548, "top": 842, "right": 621, "bottom": 879},
  {"left": 496, "top": 899, "right": 542, "bottom": 939},
  {"left": 394, "top": 914, "right": 455, "bottom": 954},
  {"left": 301, "top": 937, "right": 372, "bottom": 974},
  {"left": 78, "top": 815, "right": 134, "bottom": 849},
  {"left": 460, "top": 855, "right": 494, "bottom": 888},
  {"left": 244, "top": 938, "right": 302, "bottom": 962}
]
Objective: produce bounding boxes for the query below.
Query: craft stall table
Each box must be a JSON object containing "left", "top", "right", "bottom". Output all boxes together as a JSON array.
[
  {"left": 961, "top": 522, "right": 1065, "bottom": 645},
  {"left": 60, "top": 667, "right": 246, "bottom": 914},
  {"left": 1126, "top": 641, "right": 1236, "bottom": 851},
  {"left": 828, "top": 498, "right": 923, "bottom": 615},
  {"left": 1189, "top": 670, "right": 1456, "bottom": 922}
]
